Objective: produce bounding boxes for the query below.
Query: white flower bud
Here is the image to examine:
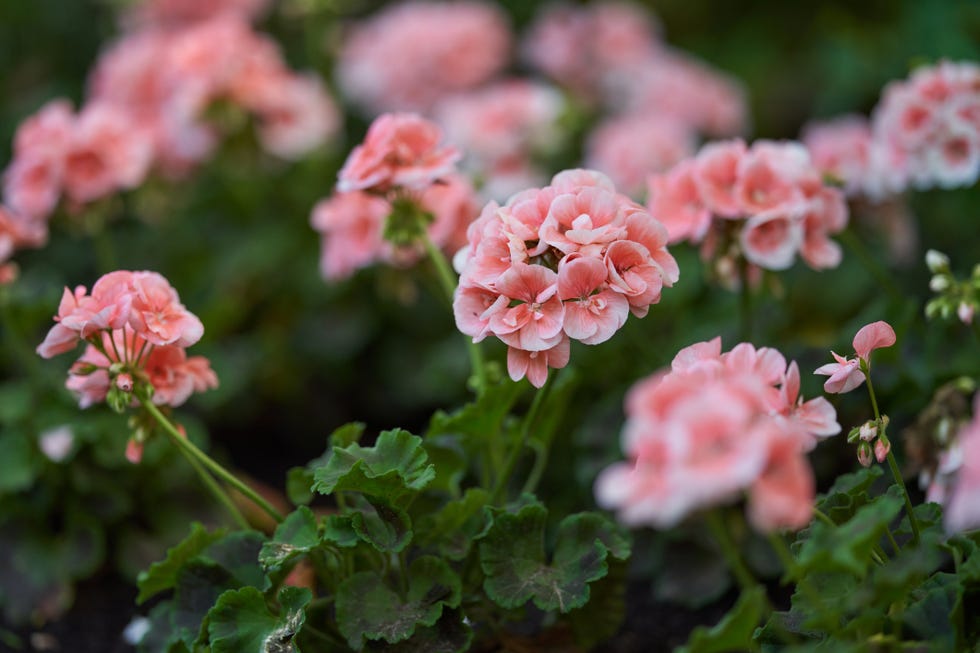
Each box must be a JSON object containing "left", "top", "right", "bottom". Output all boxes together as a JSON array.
[
  {"left": 929, "top": 275, "right": 950, "bottom": 292},
  {"left": 925, "top": 249, "right": 949, "bottom": 273}
]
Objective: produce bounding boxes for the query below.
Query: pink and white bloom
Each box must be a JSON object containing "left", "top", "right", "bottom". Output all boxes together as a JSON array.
[
  {"left": 454, "top": 168, "right": 677, "bottom": 387},
  {"left": 944, "top": 393, "right": 980, "bottom": 534},
  {"left": 814, "top": 320, "right": 896, "bottom": 394},
  {"left": 337, "top": 113, "right": 461, "bottom": 194},
  {"left": 596, "top": 337, "right": 829, "bottom": 532}
]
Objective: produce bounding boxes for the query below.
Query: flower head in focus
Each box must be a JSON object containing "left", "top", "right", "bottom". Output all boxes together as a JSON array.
[{"left": 814, "top": 320, "right": 896, "bottom": 394}]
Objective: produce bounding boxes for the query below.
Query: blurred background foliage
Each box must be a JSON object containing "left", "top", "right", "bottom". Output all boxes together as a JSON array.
[{"left": 1, "top": 0, "right": 979, "bottom": 635}]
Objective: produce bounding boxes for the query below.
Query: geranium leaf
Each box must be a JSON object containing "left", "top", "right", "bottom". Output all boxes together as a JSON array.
[
  {"left": 322, "top": 514, "right": 360, "bottom": 548},
  {"left": 259, "top": 506, "right": 319, "bottom": 574},
  {"left": 426, "top": 379, "right": 523, "bottom": 448},
  {"left": 797, "top": 486, "right": 903, "bottom": 577},
  {"left": 137, "top": 523, "right": 224, "bottom": 604},
  {"left": 415, "top": 488, "right": 491, "bottom": 560},
  {"left": 207, "top": 586, "right": 311, "bottom": 653},
  {"left": 350, "top": 497, "right": 413, "bottom": 553},
  {"left": 199, "top": 530, "right": 268, "bottom": 591},
  {"left": 480, "top": 504, "right": 629, "bottom": 613},
  {"left": 335, "top": 556, "right": 461, "bottom": 649},
  {"left": 676, "top": 585, "right": 767, "bottom": 653},
  {"left": 313, "top": 429, "right": 435, "bottom": 504},
  {"left": 364, "top": 608, "right": 472, "bottom": 653}
]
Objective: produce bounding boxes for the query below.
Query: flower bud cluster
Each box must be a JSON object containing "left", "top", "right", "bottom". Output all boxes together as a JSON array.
[
  {"left": 849, "top": 417, "right": 891, "bottom": 467},
  {"left": 646, "top": 139, "right": 848, "bottom": 279},
  {"left": 453, "top": 169, "right": 679, "bottom": 387},
  {"left": 924, "top": 249, "right": 980, "bottom": 326}
]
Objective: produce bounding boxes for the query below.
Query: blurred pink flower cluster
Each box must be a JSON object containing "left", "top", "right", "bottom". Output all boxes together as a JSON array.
[
  {"left": 36, "top": 271, "right": 217, "bottom": 424},
  {"left": 524, "top": 2, "right": 747, "bottom": 196},
  {"left": 121, "top": 0, "right": 271, "bottom": 28},
  {"left": 453, "top": 169, "right": 678, "bottom": 388},
  {"left": 313, "top": 113, "right": 475, "bottom": 280},
  {"left": 804, "top": 60, "right": 980, "bottom": 200},
  {"left": 595, "top": 338, "right": 840, "bottom": 532},
  {"left": 1, "top": 9, "right": 339, "bottom": 240},
  {"left": 924, "top": 393, "right": 980, "bottom": 534},
  {"left": 435, "top": 80, "right": 565, "bottom": 201},
  {"left": 647, "top": 139, "right": 848, "bottom": 276},
  {"left": 336, "top": 1, "right": 512, "bottom": 115}
]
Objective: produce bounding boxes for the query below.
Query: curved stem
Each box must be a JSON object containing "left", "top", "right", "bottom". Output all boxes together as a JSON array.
[
  {"left": 705, "top": 510, "right": 759, "bottom": 594},
  {"left": 172, "top": 435, "right": 249, "bottom": 529},
  {"left": 862, "top": 362, "right": 920, "bottom": 545},
  {"left": 491, "top": 380, "right": 549, "bottom": 504},
  {"left": 141, "top": 399, "right": 284, "bottom": 524},
  {"left": 420, "top": 232, "right": 487, "bottom": 394}
]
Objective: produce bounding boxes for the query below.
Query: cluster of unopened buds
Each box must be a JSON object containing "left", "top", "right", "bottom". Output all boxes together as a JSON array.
[
  {"left": 453, "top": 168, "right": 679, "bottom": 387},
  {"left": 925, "top": 249, "right": 979, "bottom": 325},
  {"left": 849, "top": 417, "right": 892, "bottom": 468},
  {"left": 646, "top": 139, "right": 848, "bottom": 284},
  {"left": 36, "top": 270, "right": 217, "bottom": 462}
]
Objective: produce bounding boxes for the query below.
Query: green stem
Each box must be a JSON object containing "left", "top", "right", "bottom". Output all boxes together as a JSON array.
[
  {"left": 705, "top": 510, "right": 759, "bottom": 594},
  {"left": 491, "top": 380, "right": 550, "bottom": 504},
  {"left": 172, "top": 435, "right": 249, "bottom": 529},
  {"left": 521, "top": 443, "right": 548, "bottom": 496},
  {"left": 141, "top": 399, "right": 284, "bottom": 524},
  {"left": 738, "top": 256, "right": 752, "bottom": 342},
  {"left": 812, "top": 507, "right": 836, "bottom": 528},
  {"left": 862, "top": 363, "right": 920, "bottom": 546},
  {"left": 420, "top": 232, "right": 487, "bottom": 394},
  {"left": 883, "top": 521, "right": 901, "bottom": 556}
]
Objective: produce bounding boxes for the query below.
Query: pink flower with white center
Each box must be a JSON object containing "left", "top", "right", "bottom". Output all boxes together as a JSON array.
[
  {"left": 734, "top": 141, "right": 813, "bottom": 214},
  {"left": 337, "top": 1, "right": 511, "bottom": 114},
  {"left": 604, "top": 240, "right": 666, "bottom": 317},
  {"left": 597, "top": 337, "right": 831, "bottom": 532},
  {"left": 337, "top": 113, "right": 461, "bottom": 194},
  {"left": 558, "top": 256, "right": 629, "bottom": 345},
  {"left": 454, "top": 285, "right": 508, "bottom": 343},
  {"left": 507, "top": 335, "right": 570, "bottom": 388},
  {"left": 540, "top": 185, "right": 627, "bottom": 255},
  {"left": 310, "top": 191, "right": 391, "bottom": 281},
  {"left": 585, "top": 114, "right": 695, "bottom": 198},
  {"left": 489, "top": 263, "right": 564, "bottom": 352},
  {"left": 739, "top": 205, "right": 806, "bottom": 270},
  {"left": 646, "top": 160, "right": 712, "bottom": 244},
  {"left": 129, "top": 271, "right": 204, "bottom": 347},
  {"left": 692, "top": 139, "right": 747, "bottom": 217},
  {"left": 814, "top": 320, "right": 896, "bottom": 394},
  {"left": 944, "top": 393, "right": 980, "bottom": 534}
]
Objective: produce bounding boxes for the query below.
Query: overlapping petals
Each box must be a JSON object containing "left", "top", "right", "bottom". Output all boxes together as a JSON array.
[
  {"left": 37, "top": 270, "right": 216, "bottom": 413},
  {"left": 646, "top": 139, "right": 848, "bottom": 280},
  {"left": 596, "top": 338, "right": 837, "bottom": 532},
  {"left": 814, "top": 321, "right": 896, "bottom": 395},
  {"left": 453, "top": 169, "right": 678, "bottom": 387}
]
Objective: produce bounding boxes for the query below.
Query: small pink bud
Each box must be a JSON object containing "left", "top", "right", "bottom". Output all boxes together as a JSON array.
[
  {"left": 859, "top": 421, "right": 878, "bottom": 442},
  {"left": 125, "top": 438, "right": 144, "bottom": 464},
  {"left": 116, "top": 372, "right": 133, "bottom": 392},
  {"left": 958, "top": 301, "right": 975, "bottom": 325},
  {"left": 874, "top": 437, "right": 891, "bottom": 463},
  {"left": 857, "top": 441, "right": 873, "bottom": 468}
]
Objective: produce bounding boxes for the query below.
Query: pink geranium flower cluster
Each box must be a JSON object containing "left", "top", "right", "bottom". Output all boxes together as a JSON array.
[
  {"left": 803, "top": 60, "right": 980, "bottom": 200},
  {"left": 434, "top": 80, "right": 565, "bottom": 201},
  {"left": 90, "top": 13, "right": 340, "bottom": 171},
  {"left": 595, "top": 338, "right": 840, "bottom": 532},
  {"left": 453, "top": 169, "right": 679, "bottom": 388},
  {"left": 313, "top": 113, "right": 475, "bottom": 281},
  {"left": 121, "top": 0, "right": 271, "bottom": 29},
  {"left": 525, "top": 2, "right": 745, "bottom": 196},
  {"left": 647, "top": 139, "right": 848, "bottom": 274},
  {"left": 36, "top": 271, "right": 217, "bottom": 418},
  {"left": 336, "top": 1, "right": 512, "bottom": 115}
]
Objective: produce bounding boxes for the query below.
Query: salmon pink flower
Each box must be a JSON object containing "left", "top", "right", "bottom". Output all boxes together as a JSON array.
[
  {"left": 558, "top": 256, "right": 629, "bottom": 345},
  {"left": 129, "top": 271, "right": 204, "bottom": 347},
  {"left": 944, "top": 394, "right": 980, "bottom": 534},
  {"left": 814, "top": 320, "right": 896, "bottom": 394},
  {"left": 597, "top": 337, "right": 834, "bottom": 532},
  {"left": 337, "top": 113, "right": 461, "bottom": 194},
  {"left": 507, "top": 335, "right": 570, "bottom": 389},
  {"left": 489, "top": 263, "right": 564, "bottom": 352}
]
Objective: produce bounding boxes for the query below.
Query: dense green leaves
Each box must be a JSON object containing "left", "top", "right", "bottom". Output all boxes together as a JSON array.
[
  {"left": 677, "top": 585, "right": 768, "bottom": 653},
  {"left": 479, "top": 502, "right": 630, "bottom": 612},
  {"left": 207, "top": 586, "right": 311, "bottom": 653},
  {"left": 259, "top": 506, "right": 320, "bottom": 574},
  {"left": 138, "top": 523, "right": 224, "bottom": 604},
  {"left": 335, "top": 556, "right": 462, "bottom": 649},
  {"left": 313, "top": 429, "right": 435, "bottom": 504}
]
